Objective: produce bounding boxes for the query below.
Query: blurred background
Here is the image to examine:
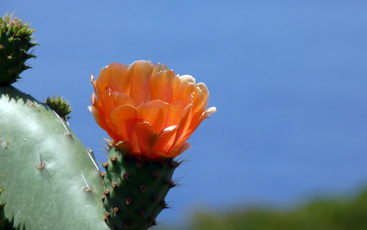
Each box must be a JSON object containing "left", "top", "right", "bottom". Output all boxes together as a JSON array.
[{"left": 2, "top": 0, "right": 367, "bottom": 229}]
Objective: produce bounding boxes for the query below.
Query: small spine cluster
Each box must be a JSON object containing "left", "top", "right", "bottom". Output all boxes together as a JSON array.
[{"left": 101, "top": 147, "right": 180, "bottom": 230}]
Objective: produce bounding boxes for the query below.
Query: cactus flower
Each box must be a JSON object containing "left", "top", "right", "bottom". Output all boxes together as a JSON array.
[{"left": 89, "top": 60, "right": 216, "bottom": 159}]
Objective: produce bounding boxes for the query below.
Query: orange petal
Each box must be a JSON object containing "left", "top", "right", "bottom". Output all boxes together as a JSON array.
[
  {"left": 147, "top": 99, "right": 170, "bottom": 109},
  {"left": 133, "top": 122, "right": 157, "bottom": 156},
  {"left": 89, "top": 106, "right": 119, "bottom": 141},
  {"left": 166, "top": 142, "right": 191, "bottom": 158},
  {"left": 101, "top": 88, "right": 115, "bottom": 115},
  {"left": 192, "top": 85, "right": 208, "bottom": 115},
  {"left": 181, "top": 106, "right": 217, "bottom": 142},
  {"left": 149, "top": 70, "right": 176, "bottom": 102},
  {"left": 154, "top": 125, "right": 178, "bottom": 154},
  {"left": 106, "top": 63, "right": 131, "bottom": 95},
  {"left": 95, "top": 65, "right": 110, "bottom": 97},
  {"left": 91, "top": 74, "right": 98, "bottom": 95},
  {"left": 151, "top": 63, "right": 169, "bottom": 75},
  {"left": 196, "top": 83, "right": 209, "bottom": 100},
  {"left": 91, "top": 83, "right": 103, "bottom": 108},
  {"left": 112, "top": 91, "right": 135, "bottom": 107},
  {"left": 180, "top": 75, "right": 196, "bottom": 85},
  {"left": 146, "top": 100, "right": 170, "bottom": 128},
  {"left": 185, "top": 86, "right": 208, "bottom": 134},
  {"left": 174, "top": 104, "right": 192, "bottom": 145},
  {"left": 128, "top": 60, "right": 152, "bottom": 104},
  {"left": 137, "top": 103, "right": 164, "bottom": 133},
  {"left": 173, "top": 78, "right": 195, "bottom": 104},
  {"left": 89, "top": 106, "right": 108, "bottom": 131},
  {"left": 165, "top": 101, "right": 187, "bottom": 128},
  {"left": 110, "top": 105, "right": 137, "bottom": 141}
]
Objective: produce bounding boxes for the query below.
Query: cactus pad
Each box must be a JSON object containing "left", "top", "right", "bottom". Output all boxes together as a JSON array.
[
  {"left": 0, "top": 14, "right": 37, "bottom": 85},
  {"left": 102, "top": 147, "right": 180, "bottom": 230}
]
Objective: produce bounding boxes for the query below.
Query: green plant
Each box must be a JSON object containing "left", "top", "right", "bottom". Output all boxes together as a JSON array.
[{"left": 0, "top": 14, "right": 215, "bottom": 230}]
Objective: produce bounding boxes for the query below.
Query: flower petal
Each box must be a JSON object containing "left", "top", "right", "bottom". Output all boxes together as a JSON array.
[
  {"left": 151, "top": 63, "right": 169, "bottom": 75},
  {"left": 89, "top": 106, "right": 119, "bottom": 141},
  {"left": 196, "top": 83, "right": 209, "bottom": 100},
  {"left": 165, "top": 101, "right": 187, "bottom": 128},
  {"left": 133, "top": 122, "right": 157, "bottom": 156},
  {"left": 112, "top": 91, "right": 135, "bottom": 107},
  {"left": 101, "top": 88, "right": 115, "bottom": 115},
  {"left": 180, "top": 75, "right": 196, "bottom": 85},
  {"left": 110, "top": 105, "right": 137, "bottom": 141},
  {"left": 165, "top": 142, "right": 191, "bottom": 158},
  {"left": 128, "top": 60, "right": 152, "bottom": 104},
  {"left": 137, "top": 102, "right": 164, "bottom": 133},
  {"left": 149, "top": 70, "right": 176, "bottom": 102},
  {"left": 172, "top": 78, "right": 195, "bottom": 104},
  {"left": 181, "top": 106, "right": 217, "bottom": 142},
  {"left": 174, "top": 104, "right": 192, "bottom": 145},
  {"left": 106, "top": 63, "right": 131, "bottom": 95},
  {"left": 154, "top": 125, "right": 178, "bottom": 154}
]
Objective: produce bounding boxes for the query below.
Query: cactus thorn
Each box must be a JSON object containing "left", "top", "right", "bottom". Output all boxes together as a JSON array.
[
  {"left": 169, "top": 161, "right": 181, "bottom": 168},
  {"left": 104, "top": 190, "right": 110, "bottom": 196},
  {"left": 164, "top": 178, "right": 176, "bottom": 188},
  {"left": 113, "top": 207, "right": 119, "bottom": 215},
  {"left": 138, "top": 209, "right": 145, "bottom": 217},
  {"left": 125, "top": 197, "right": 133, "bottom": 205},
  {"left": 111, "top": 182, "right": 118, "bottom": 189},
  {"left": 124, "top": 220, "right": 131, "bottom": 228},
  {"left": 81, "top": 174, "right": 92, "bottom": 192},
  {"left": 161, "top": 200, "right": 168, "bottom": 209},
  {"left": 122, "top": 172, "right": 130, "bottom": 180},
  {"left": 104, "top": 212, "right": 111, "bottom": 221},
  {"left": 109, "top": 156, "right": 118, "bottom": 163},
  {"left": 102, "top": 161, "right": 109, "bottom": 169},
  {"left": 152, "top": 171, "right": 160, "bottom": 179},
  {"left": 35, "top": 145, "right": 45, "bottom": 169},
  {"left": 139, "top": 184, "right": 147, "bottom": 193}
]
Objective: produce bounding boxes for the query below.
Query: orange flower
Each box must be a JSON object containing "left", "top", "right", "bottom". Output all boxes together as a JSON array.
[{"left": 89, "top": 60, "right": 216, "bottom": 159}]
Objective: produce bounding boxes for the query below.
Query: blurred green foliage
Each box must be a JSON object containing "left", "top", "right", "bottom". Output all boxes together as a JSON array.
[
  {"left": 158, "top": 188, "right": 367, "bottom": 230},
  {"left": 190, "top": 189, "right": 367, "bottom": 230}
]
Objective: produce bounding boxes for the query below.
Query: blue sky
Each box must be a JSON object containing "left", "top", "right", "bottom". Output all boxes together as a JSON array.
[{"left": 3, "top": 0, "right": 367, "bottom": 227}]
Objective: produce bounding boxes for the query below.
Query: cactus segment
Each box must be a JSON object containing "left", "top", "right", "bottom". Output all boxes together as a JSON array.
[
  {"left": 0, "top": 187, "right": 5, "bottom": 229},
  {"left": 0, "top": 186, "right": 25, "bottom": 230},
  {"left": 0, "top": 86, "right": 108, "bottom": 230},
  {"left": 0, "top": 14, "right": 37, "bottom": 85},
  {"left": 102, "top": 147, "right": 180, "bottom": 230},
  {"left": 46, "top": 95, "right": 72, "bottom": 120}
]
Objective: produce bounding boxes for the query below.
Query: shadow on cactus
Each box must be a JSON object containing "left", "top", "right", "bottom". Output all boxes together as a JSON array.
[
  {"left": 0, "top": 178, "right": 26, "bottom": 230},
  {"left": 0, "top": 14, "right": 216, "bottom": 230}
]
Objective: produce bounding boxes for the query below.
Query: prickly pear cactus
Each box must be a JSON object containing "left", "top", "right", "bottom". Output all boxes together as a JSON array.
[
  {"left": 101, "top": 147, "right": 180, "bottom": 229},
  {"left": 0, "top": 184, "right": 25, "bottom": 230},
  {"left": 0, "top": 14, "right": 216, "bottom": 230},
  {"left": 0, "top": 86, "right": 108, "bottom": 230},
  {"left": 0, "top": 185, "right": 5, "bottom": 229},
  {"left": 0, "top": 14, "right": 37, "bottom": 85}
]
